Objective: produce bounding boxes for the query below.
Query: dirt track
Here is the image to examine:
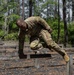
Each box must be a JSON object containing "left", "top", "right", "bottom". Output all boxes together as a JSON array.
[{"left": 0, "top": 41, "right": 74, "bottom": 75}]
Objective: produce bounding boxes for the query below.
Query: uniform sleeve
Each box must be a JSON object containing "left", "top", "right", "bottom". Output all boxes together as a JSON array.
[{"left": 37, "top": 17, "right": 51, "bottom": 30}]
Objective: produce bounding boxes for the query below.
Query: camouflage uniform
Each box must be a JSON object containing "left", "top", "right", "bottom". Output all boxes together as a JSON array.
[
  {"left": 18, "top": 16, "right": 69, "bottom": 62},
  {"left": 24, "top": 16, "right": 66, "bottom": 56}
]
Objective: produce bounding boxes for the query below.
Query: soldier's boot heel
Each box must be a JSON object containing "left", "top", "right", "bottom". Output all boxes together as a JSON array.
[
  {"left": 63, "top": 54, "right": 69, "bottom": 63},
  {"left": 60, "top": 50, "right": 69, "bottom": 62}
]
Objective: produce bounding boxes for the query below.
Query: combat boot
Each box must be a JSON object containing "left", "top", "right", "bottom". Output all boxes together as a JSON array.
[
  {"left": 61, "top": 50, "right": 69, "bottom": 62},
  {"left": 63, "top": 53, "right": 69, "bottom": 63}
]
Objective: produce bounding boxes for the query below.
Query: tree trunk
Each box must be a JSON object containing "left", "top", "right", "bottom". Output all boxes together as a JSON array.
[
  {"left": 57, "top": 0, "right": 60, "bottom": 43},
  {"left": 62, "top": 0, "right": 68, "bottom": 47},
  {"left": 72, "top": 0, "right": 74, "bottom": 21},
  {"left": 47, "top": 0, "right": 49, "bottom": 19},
  {"left": 67, "top": 0, "right": 71, "bottom": 24},
  {"left": 22, "top": 0, "right": 25, "bottom": 19},
  {"left": 3, "top": 0, "right": 9, "bottom": 34},
  {"left": 54, "top": 0, "right": 58, "bottom": 19},
  {"left": 29, "top": 0, "right": 33, "bottom": 17},
  {"left": 2, "top": 16, "right": 7, "bottom": 35},
  {"left": 17, "top": 0, "right": 20, "bottom": 15}
]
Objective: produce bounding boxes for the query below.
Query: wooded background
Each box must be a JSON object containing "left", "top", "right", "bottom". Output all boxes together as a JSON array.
[{"left": 0, "top": 0, "right": 74, "bottom": 47}]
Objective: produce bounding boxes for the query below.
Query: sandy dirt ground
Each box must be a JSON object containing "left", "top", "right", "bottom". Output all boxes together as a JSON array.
[{"left": 0, "top": 41, "right": 74, "bottom": 75}]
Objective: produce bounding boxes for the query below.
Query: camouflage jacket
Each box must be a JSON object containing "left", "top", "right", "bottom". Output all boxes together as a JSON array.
[{"left": 24, "top": 16, "right": 51, "bottom": 36}]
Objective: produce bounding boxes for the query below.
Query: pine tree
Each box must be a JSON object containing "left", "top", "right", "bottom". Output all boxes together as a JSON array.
[
  {"left": 57, "top": 0, "right": 60, "bottom": 43},
  {"left": 72, "top": 0, "right": 74, "bottom": 21},
  {"left": 62, "top": 0, "right": 68, "bottom": 47},
  {"left": 29, "top": 0, "right": 33, "bottom": 17}
]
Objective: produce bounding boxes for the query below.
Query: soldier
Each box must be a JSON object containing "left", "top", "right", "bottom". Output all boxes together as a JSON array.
[{"left": 16, "top": 16, "right": 69, "bottom": 62}]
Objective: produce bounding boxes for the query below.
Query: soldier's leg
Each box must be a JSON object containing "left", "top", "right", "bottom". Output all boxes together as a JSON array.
[
  {"left": 30, "top": 36, "right": 43, "bottom": 50},
  {"left": 40, "top": 29, "right": 69, "bottom": 62}
]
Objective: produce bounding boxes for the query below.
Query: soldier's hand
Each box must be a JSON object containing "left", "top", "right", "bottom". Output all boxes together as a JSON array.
[{"left": 48, "top": 29, "right": 52, "bottom": 33}]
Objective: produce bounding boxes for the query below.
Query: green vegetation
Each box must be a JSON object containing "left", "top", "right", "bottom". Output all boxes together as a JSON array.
[
  {"left": 68, "top": 22, "right": 74, "bottom": 45},
  {"left": 0, "top": 0, "right": 20, "bottom": 40},
  {"left": 0, "top": 0, "right": 74, "bottom": 46},
  {"left": 47, "top": 18, "right": 64, "bottom": 43},
  {"left": 4, "top": 32, "right": 18, "bottom": 40}
]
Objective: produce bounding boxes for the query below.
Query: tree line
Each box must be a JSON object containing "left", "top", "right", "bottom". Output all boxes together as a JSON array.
[{"left": 0, "top": 0, "right": 74, "bottom": 47}]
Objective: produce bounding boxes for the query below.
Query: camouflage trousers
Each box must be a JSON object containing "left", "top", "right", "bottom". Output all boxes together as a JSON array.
[{"left": 30, "top": 29, "right": 66, "bottom": 56}]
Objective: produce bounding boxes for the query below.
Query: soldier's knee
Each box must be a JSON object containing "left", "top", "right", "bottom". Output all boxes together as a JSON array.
[
  {"left": 30, "top": 42, "right": 38, "bottom": 50},
  {"left": 30, "top": 42, "right": 43, "bottom": 50}
]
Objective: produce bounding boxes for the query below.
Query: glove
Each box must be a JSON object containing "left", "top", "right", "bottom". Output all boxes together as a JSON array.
[{"left": 48, "top": 29, "right": 52, "bottom": 33}]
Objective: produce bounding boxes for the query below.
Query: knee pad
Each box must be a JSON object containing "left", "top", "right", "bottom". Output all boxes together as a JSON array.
[
  {"left": 30, "top": 40, "right": 39, "bottom": 50},
  {"left": 30, "top": 42, "right": 38, "bottom": 50},
  {"left": 30, "top": 42, "right": 43, "bottom": 50}
]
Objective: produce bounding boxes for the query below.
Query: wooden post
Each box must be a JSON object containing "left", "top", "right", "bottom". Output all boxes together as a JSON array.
[
  {"left": 35, "top": 59, "right": 40, "bottom": 69},
  {"left": 69, "top": 55, "right": 73, "bottom": 75},
  {"left": 27, "top": 54, "right": 30, "bottom": 59},
  {"left": 67, "top": 55, "right": 73, "bottom": 75},
  {"left": 67, "top": 60, "right": 69, "bottom": 75}
]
